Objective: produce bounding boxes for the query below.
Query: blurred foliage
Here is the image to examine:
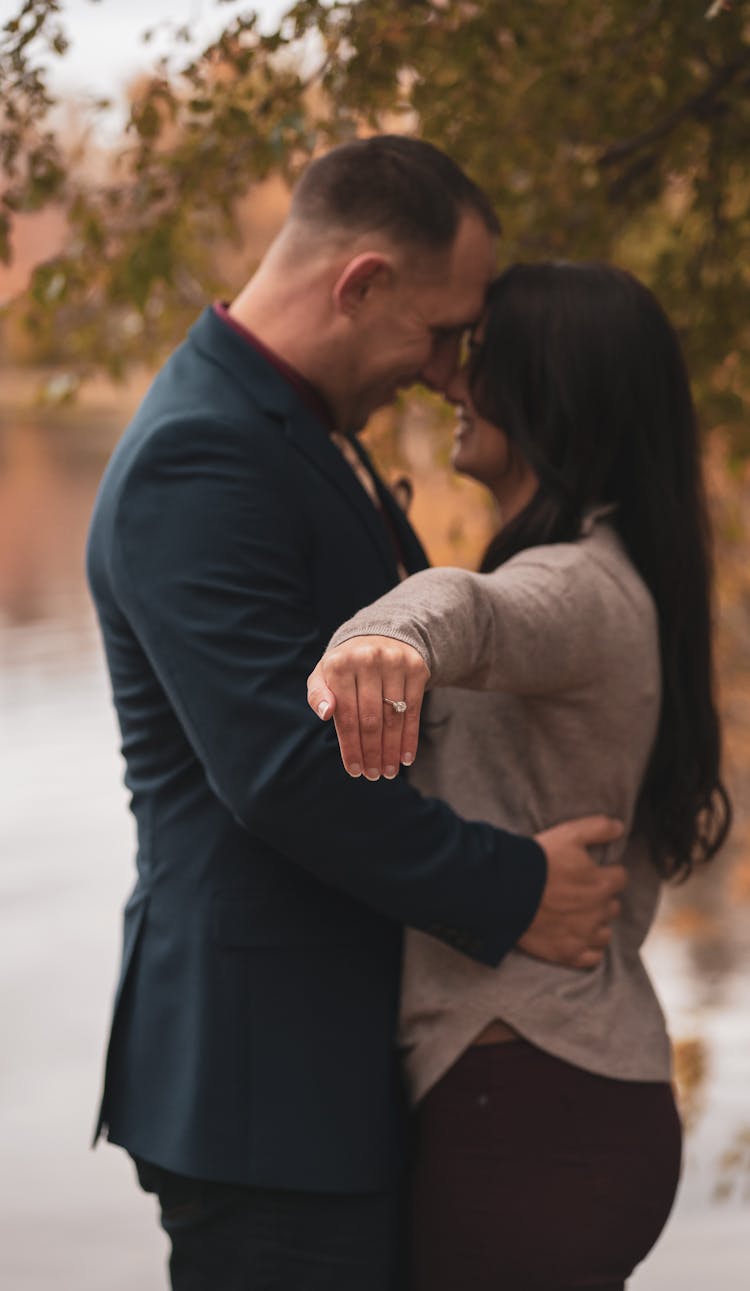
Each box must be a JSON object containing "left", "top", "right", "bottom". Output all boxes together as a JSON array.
[
  {"left": 673, "top": 1035, "right": 709, "bottom": 1132},
  {"left": 715, "top": 1123, "right": 750, "bottom": 1202},
  {"left": 0, "top": 0, "right": 70, "bottom": 249},
  {"left": 2, "top": 0, "right": 750, "bottom": 445}
]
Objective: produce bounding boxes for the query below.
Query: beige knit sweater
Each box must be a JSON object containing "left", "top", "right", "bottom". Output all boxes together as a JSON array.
[{"left": 329, "top": 517, "right": 672, "bottom": 1103}]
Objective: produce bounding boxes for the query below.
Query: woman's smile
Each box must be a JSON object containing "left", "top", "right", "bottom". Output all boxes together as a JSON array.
[{"left": 454, "top": 406, "right": 474, "bottom": 442}]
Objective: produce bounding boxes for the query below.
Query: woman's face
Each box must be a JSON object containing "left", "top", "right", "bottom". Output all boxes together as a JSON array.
[{"left": 445, "top": 361, "right": 538, "bottom": 520}]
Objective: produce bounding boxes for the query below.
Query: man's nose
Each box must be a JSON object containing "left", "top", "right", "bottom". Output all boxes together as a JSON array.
[
  {"left": 420, "top": 335, "right": 462, "bottom": 395},
  {"left": 424, "top": 352, "right": 470, "bottom": 407}
]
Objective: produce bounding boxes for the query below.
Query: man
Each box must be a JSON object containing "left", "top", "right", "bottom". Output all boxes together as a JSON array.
[{"left": 87, "top": 136, "right": 624, "bottom": 1290}]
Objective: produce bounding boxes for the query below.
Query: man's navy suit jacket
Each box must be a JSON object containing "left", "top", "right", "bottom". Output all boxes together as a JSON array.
[{"left": 86, "top": 307, "right": 545, "bottom": 1191}]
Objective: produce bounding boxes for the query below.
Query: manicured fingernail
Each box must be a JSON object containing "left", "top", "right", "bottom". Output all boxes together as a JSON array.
[
  {"left": 365, "top": 767, "right": 380, "bottom": 781},
  {"left": 384, "top": 765, "right": 397, "bottom": 779},
  {"left": 402, "top": 753, "right": 414, "bottom": 766},
  {"left": 348, "top": 763, "right": 362, "bottom": 777},
  {"left": 317, "top": 701, "right": 330, "bottom": 719}
]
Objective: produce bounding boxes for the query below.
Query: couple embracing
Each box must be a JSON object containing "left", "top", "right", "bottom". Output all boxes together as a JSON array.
[{"left": 87, "top": 136, "right": 729, "bottom": 1290}]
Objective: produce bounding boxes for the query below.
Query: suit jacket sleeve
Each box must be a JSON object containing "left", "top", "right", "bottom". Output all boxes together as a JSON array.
[{"left": 107, "top": 415, "right": 546, "bottom": 967}]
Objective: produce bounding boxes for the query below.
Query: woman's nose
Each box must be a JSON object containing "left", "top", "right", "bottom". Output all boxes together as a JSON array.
[{"left": 441, "top": 362, "right": 470, "bottom": 406}]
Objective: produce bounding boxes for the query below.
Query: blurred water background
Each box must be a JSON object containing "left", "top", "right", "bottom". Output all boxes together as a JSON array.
[{"left": 0, "top": 400, "right": 748, "bottom": 1289}]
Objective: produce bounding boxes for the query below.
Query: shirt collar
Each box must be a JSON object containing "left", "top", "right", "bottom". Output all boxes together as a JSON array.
[
  {"left": 213, "top": 301, "right": 336, "bottom": 432},
  {"left": 580, "top": 503, "right": 618, "bottom": 536}
]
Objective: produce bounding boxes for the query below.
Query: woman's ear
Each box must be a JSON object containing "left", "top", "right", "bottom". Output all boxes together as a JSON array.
[{"left": 332, "top": 253, "right": 393, "bottom": 318}]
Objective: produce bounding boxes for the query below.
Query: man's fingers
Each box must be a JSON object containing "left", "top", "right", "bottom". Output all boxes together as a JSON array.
[
  {"left": 589, "top": 924, "right": 613, "bottom": 950},
  {"left": 520, "top": 809, "right": 630, "bottom": 970},
  {"left": 573, "top": 948, "right": 605, "bottom": 970},
  {"left": 534, "top": 816, "right": 625, "bottom": 872},
  {"left": 598, "top": 863, "right": 627, "bottom": 897},
  {"left": 576, "top": 866, "right": 626, "bottom": 915},
  {"left": 519, "top": 919, "right": 612, "bottom": 969},
  {"left": 567, "top": 814, "right": 625, "bottom": 847}
]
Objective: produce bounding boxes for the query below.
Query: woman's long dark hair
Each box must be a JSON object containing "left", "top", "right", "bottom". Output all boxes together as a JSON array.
[{"left": 471, "top": 262, "right": 731, "bottom": 879}]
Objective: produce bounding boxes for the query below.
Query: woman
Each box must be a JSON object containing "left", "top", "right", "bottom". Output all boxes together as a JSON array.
[{"left": 306, "top": 263, "right": 731, "bottom": 1290}]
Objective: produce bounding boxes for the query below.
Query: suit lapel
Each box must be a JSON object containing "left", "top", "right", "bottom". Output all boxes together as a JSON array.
[
  {"left": 189, "top": 307, "right": 427, "bottom": 581},
  {"left": 351, "top": 437, "right": 431, "bottom": 575},
  {"left": 283, "top": 414, "right": 401, "bottom": 581}
]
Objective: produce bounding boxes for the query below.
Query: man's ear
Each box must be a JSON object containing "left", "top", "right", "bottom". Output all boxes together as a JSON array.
[{"left": 332, "top": 253, "right": 394, "bottom": 318}]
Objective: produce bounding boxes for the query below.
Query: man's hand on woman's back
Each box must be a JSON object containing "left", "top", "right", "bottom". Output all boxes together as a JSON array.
[{"left": 521, "top": 816, "right": 627, "bottom": 970}]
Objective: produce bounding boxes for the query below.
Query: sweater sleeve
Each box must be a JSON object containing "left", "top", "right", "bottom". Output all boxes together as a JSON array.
[{"left": 328, "top": 547, "right": 614, "bottom": 696}]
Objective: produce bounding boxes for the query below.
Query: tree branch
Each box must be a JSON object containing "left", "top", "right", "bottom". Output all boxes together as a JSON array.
[{"left": 597, "top": 49, "right": 750, "bottom": 170}]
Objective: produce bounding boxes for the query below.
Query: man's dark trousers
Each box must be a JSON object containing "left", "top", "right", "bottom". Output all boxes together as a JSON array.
[
  {"left": 86, "top": 307, "right": 545, "bottom": 1285},
  {"left": 135, "top": 1157, "right": 406, "bottom": 1291}
]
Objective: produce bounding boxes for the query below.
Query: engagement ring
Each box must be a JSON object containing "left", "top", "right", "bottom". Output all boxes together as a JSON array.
[{"left": 383, "top": 697, "right": 408, "bottom": 714}]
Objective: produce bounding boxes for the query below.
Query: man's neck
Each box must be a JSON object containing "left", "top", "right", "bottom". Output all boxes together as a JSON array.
[
  {"left": 216, "top": 300, "right": 335, "bottom": 431},
  {"left": 228, "top": 275, "right": 344, "bottom": 418}
]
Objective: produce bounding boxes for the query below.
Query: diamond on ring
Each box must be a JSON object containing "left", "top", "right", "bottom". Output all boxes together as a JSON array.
[{"left": 383, "top": 697, "right": 407, "bottom": 714}]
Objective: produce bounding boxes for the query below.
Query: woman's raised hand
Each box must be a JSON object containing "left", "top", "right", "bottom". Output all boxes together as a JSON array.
[{"left": 307, "top": 636, "right": 430, "bottom": 780}]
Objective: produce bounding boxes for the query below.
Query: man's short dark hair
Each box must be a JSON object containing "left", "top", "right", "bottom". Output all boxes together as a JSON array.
[{"left": 290, "top": 135, "right": 500, "bottom": 250}]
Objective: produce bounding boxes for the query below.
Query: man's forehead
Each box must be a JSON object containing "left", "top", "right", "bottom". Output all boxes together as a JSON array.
[
  {"left": 431, "top": 304, "right": 482, "bottom": 332},
  {"left": 401, "top": 210, "right": 496, "bottom": 286},
  {"left": 400, "top": 209, "right": 496, "bottom": 326},
  {"left": 440, "top": 214, "right": 496, "bottom": 315},
  {"left": 450, "top": 210, "right": 497, "bottom": 274},
  {"left": 425, "top": 274, "right": 489, "bottom": 329}
]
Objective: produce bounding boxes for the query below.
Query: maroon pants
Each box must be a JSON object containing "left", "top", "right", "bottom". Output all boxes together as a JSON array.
[{"left": 410, "top": 1040, "right": 682, "bottom": 1291}]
